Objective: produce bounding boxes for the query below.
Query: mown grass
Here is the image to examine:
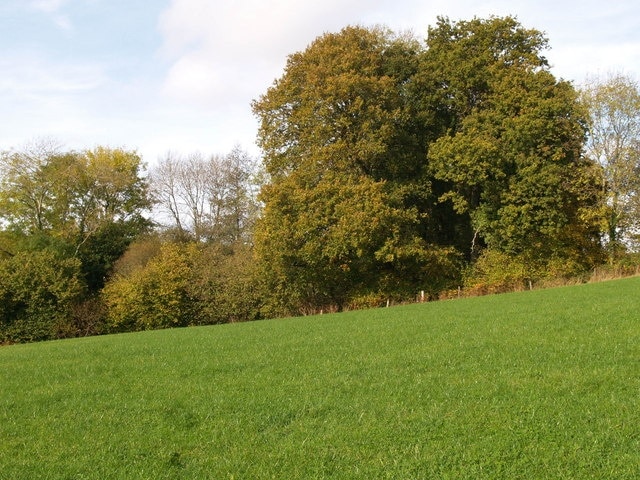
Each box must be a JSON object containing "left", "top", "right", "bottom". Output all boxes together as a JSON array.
[{"left": 1, "top": 277, "right": 639, "bottom": 479}]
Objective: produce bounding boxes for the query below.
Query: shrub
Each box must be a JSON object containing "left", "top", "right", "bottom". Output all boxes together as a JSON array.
[
  {"left": 103, "top": 243, "right": 199, "bottom": 332},
  {"left": 191, "top": 243, "right": 262, "bottom": 324},
  {"left": 0, "top": 250, "right": 86, "bottom": 343}
]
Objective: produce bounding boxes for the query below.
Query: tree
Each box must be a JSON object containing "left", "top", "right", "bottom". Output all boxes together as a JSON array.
[
  {"left": 103, "top": 242, "right": 199, "bottom": 332},
  {"left": 255, "top": 171, "right": 448, "bottom": 315},
  {"left": 252, "top": 26, "right": 460, "bottom": 313},
  {"left": 423, "top": 16, "right": 603, "bottom": 278},
  {"left": 103, "top": 239, "right": 263, "bottom": 330},
  {"left": 208, "top": 146, "right": 261, "bottom": 245},
  {"left": 581, "top": 73, "right": 640, "bottom": 259},
  {"left": 191, "top": 242, "right": 262, "bottom": 324},
  {"left": 150, "top": 147, "right": 260, "bottom": 244},
  {"left": 0, "top": 143, "right": 152, "bottom": 291},
  {"left": 0, "top": 138, "right": 64, "bottom": 234},
  {"left": 252, "top": 19, "right": 607, "bottom": 310},
  {"left": 0, "top": 250, "right": 85, "bottom": 343}
]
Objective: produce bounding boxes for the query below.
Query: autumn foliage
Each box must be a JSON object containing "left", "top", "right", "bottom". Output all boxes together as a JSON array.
[{"left": 2, "top": 17, "right": 639, "bottom": 342}]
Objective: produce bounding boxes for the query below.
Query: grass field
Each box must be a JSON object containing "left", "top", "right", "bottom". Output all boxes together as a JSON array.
[{"left": 1, "top": 277, "right": 639, "bottom": 479}]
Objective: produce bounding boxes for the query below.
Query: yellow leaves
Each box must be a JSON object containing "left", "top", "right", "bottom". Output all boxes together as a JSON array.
[
  {"left": 253, "top": 26, "right": 417, "bottom": 180},
  {"left": 103, "top": 242, "right": 197, "bottom": 331}
]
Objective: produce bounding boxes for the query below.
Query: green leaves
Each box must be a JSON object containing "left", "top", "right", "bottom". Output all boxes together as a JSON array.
[
  {"left": 103, "top": 241, "right": 261, "bottom": 331},
  {"left": 103, "top": 242, "right": 198, "bottom": 331},
  {"left": 0, "top": 145, "right": 150, "bottom": 241},
  {"left": 253, "top": 17, "right": 606, "bottom": 309},
  {"left": 253, "top": 26, "right": 422, "bottom": 181},
  {"left": 0, "top": 145, "right": 151, "bottom": 291},
  {"left": 426, "top": 19, "right": 600, "bottom": 268},
  {"left": 255, "top": 172, "right": 412, "bottom": 313},
  {"left": 0, "top": 250, "right": 85, "bottom": 343}
]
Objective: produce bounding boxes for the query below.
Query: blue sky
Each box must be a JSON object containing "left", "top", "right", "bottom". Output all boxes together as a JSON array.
[{"left": 1, "top": 0, "right": 639, "bottom": 164}]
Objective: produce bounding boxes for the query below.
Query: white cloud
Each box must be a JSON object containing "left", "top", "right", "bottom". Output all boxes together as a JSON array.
[
  {"left": 160, "top": 0, "right": 640, "bottom": 112},
  {"left": 30, "top": 0, "right": 70, "bottom": 13},
  {"left": 0, "top": 53, "right": 106, "bottom": 96},
  {"left": 0, "top": 52, "right": 111, "bottom": 149},
  {"left": 30, "top": 0, "right": 74, "bottom": 31},
  {"left": 157, "top": 0, "right": 403, "bottom": 109},
  {"left": 144, "top": 0, "right": 638, "bottom": 159}
]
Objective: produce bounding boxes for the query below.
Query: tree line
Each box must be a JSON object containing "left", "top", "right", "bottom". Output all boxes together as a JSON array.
[{"left": 2, "top": 16, "right": 640, "bottom": 343}]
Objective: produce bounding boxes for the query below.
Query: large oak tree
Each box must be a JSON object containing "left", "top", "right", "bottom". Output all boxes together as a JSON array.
[
  {"left": 253, "top": 26, "right": 460, "bottom": 314},
  {"left": 424, "top": 17, "right": 603, "bottom": 276}
]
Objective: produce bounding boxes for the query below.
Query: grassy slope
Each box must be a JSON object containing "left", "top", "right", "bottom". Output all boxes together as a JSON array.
[{"left": 1, "top": 278, "right": 639, "bottom": 479}]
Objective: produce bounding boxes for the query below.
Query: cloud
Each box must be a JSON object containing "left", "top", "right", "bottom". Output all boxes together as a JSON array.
[
  {"left": 151, "top": 0, "right": 640, "bottom": 160},
  {"left": 157, "top": 0, "right": 405, "bottom": 109},
  {"left": 0, "top": 52, "right": 106, "bottom": 96},
  {"left": 29, "top": 0, "right": 73, "bottom": 31},
  {"left": 0, "top": 52, "right": 110, "bottom": 148},
  {"left": 30, "top": 0, "right": 69, "bottom": 13},
  {"left": 4, "top": 0, "right": 638, "bottom": 163}
]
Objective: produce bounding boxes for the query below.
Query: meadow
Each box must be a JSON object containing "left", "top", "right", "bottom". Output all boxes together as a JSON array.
[{"left": 1, "top": 277, "right": 639, "bottom": 479}]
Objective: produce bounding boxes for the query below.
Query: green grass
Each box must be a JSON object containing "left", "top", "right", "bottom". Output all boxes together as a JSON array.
[{"left": 1, "top": 278, "right": 640, "bottom": 479}]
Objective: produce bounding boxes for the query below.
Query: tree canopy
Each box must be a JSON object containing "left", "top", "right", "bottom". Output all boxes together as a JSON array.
[
  {"left": 252, "top": 17, "right": 605, "bottom": 313},
  {"left": 424, "top": 18, "right": 602, "bottom": 270}
]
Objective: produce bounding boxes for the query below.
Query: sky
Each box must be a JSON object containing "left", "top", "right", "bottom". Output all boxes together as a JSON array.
[{"left": 1, "top": 0, "right": 639, "bottom": 165}]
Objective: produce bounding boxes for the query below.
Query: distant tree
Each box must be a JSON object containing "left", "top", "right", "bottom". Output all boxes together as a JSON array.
[
  {"left": 580, "top": 73, "right": 640, "bottom": 259},
  {"left": 150, "top": 147, "right": 259, "bottom": 244},
  {"left": 148, "top": 152, "right": 188, "bottom": 236},
  {"left": 0, "top": 138, "right": 64, "bottom": 234},
  {"left": 0, "top": 143, "right": 152, "bottom": 290},
  {"left": 209, "top": 146, "right": 261, "bottom": 245}
]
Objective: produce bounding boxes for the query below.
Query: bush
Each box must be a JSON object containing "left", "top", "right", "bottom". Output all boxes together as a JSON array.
[
  {"left": 103, "top": 241, "right": 265, "bottom": 332},
  {"left": 103, "top": 243, "right": 199, "bottom": 332},
  {"left": 0, "top": 250, "right": 86, "bottom": 343},
  {"left": 464, "top": 248, "right": 596, "bottom": 295},
  {"left": 192, "top": 243, "right": 262, "bottom": 324}
]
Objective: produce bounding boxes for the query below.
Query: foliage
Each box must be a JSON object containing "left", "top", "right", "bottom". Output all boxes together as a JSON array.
[
  {"left": 580, "top": 73, "right": 640, "bottom": 259},
  {"left": 1, "top": 17, "right": 629, "bottom": 339},
  {"left": 253, "top": 26, "right": 424, "bottom": 183},
  {"left": 0, "top": 143, "right": 150, "bottom": 241},
  {"left": 103, "top": 240, "right": 262, "bottom": 331},
  {"left": 2, "top": 278, "right": 640, "bottom": 477},
  {"left": 257, "top": 172, "right": 397, "bottom": 314},
  {"left": 253, "top": 26, "right": 463, "bottom": 313},
  {"left": 252, "top": 18, "right": 605, "bottom": 312},
  {"left": 103, "top": 242, "right": 199, "bottom": 331},
  {"left": 191, "top": 243, "right": 262, "bottom": 324},
  {"left": 424, "top": 16, "right": 603, "bottom": 269},
  {"left": 0, "top": 250, "right": 86, "bottom": 343},
  {"left": 110, "top": 235, "right": 164, "bottom": 277},
  {"left": 0, "top": 143, "right": 152, "bottom": 291}
]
